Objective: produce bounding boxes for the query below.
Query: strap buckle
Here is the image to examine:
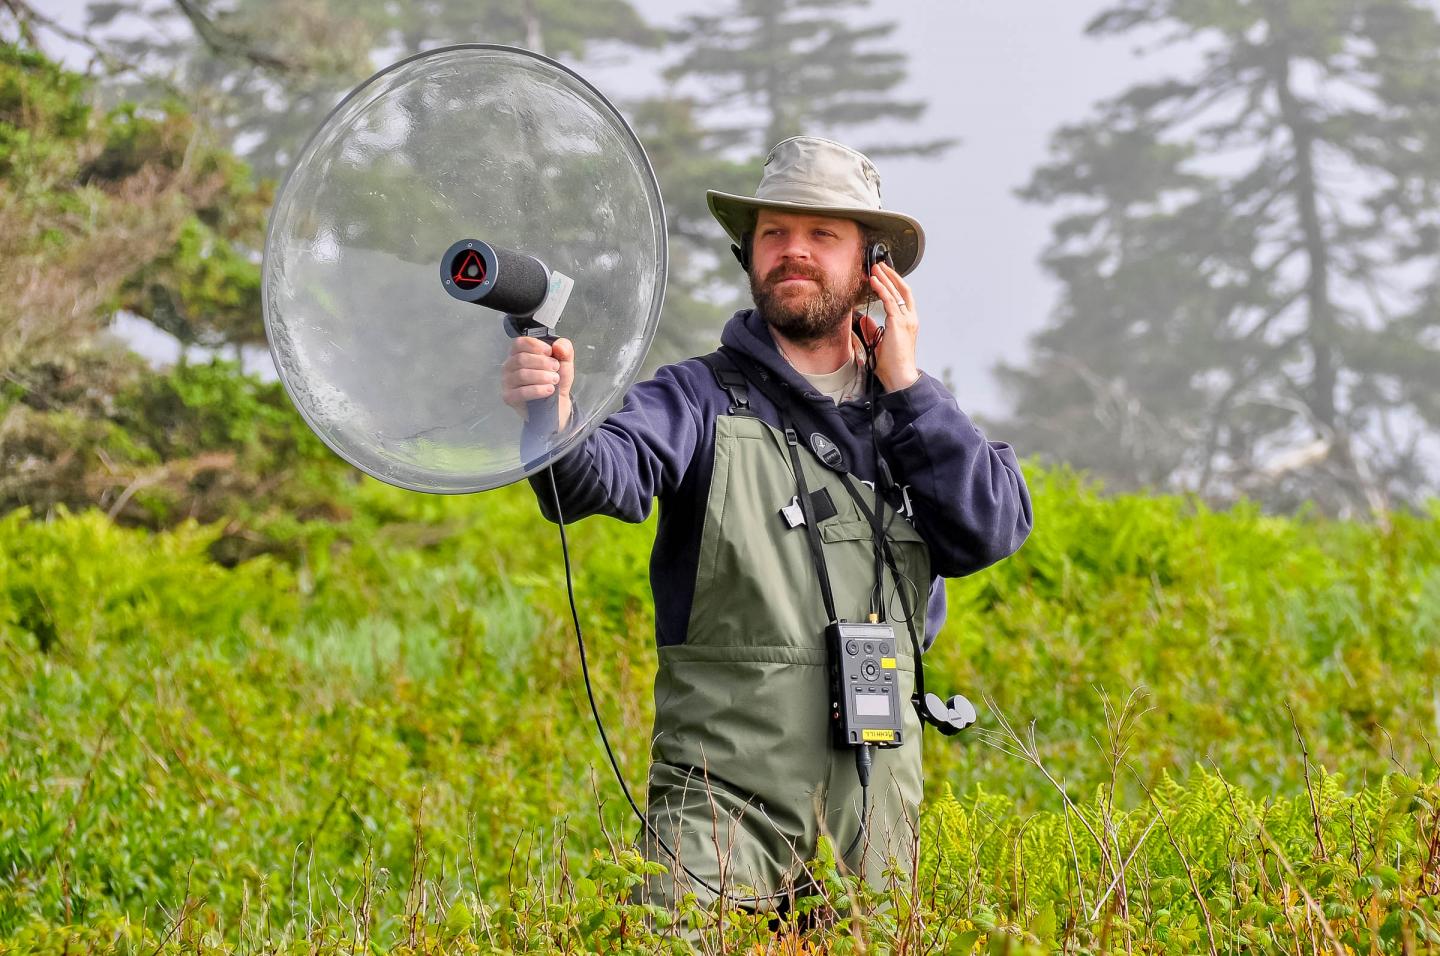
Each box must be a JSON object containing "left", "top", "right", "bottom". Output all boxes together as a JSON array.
[
  {"left": 719, "top": 370, "right": 752, "bottom": 415},
  {"left": 779, "top": 496, "right": 806, "bottom": 529}
]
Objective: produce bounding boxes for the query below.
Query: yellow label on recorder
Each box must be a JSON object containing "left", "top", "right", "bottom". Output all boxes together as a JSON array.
[
  {"left": 862, "top": 729, "right": 896, "bottom": 742},
  {"left": 881, "top": 657, "right": 897, "bottom": 669}
]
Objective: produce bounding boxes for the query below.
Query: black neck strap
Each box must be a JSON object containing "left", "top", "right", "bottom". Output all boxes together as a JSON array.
[{"left": 836, "top": 473, "right": 927, "bottom": 707}]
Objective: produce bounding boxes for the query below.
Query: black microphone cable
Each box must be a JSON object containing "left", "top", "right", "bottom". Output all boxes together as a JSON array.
[{"left": 543, "top": 466, "right": 808, "bottom": 909}]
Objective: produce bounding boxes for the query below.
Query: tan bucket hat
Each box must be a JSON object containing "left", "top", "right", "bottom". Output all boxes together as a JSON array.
[{"left": 707, "top": 135, "right": 925, "bottom": 276}]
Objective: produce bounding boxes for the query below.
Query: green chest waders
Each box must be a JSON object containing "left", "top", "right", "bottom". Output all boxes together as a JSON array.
[{"left": 639, "top": 359, "right": 932, "bottom": 913}]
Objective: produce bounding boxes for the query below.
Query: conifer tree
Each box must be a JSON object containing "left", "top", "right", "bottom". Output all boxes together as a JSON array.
[
  {"left": 999, "top": 0, "right": 1440, "bottom": 514},
  {"left": 627, "top": 96, "right": 754, "bottom": 361},
  {"left": 84, "top": 0, "right": 655, "bottom": 180},
  {"left": 663, "top": 0, "right": 953, "bottom": 158}
]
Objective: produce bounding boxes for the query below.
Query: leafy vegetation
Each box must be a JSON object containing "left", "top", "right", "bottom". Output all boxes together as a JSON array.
[
  {"left": 0, "top": 40, "right": 269, "bottom": 369},
  {"left": 3, "top": 361, "right": 350, "bottom": 563},
  {"left": 2, "top": 394, "right": 1438, "bottom": 950},
  {"left": 0, "top": 40, "right": 274, "bottom": 534}
]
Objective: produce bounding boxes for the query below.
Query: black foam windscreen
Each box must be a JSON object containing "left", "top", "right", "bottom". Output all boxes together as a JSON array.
[{"left": 481, "top": 243, "right": 551, "bottom": 315}]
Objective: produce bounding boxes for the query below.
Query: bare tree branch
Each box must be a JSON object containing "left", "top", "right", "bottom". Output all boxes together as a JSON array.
[
  {"left": 171, "top": 0, "right": 309, "bottom": 74},
  {"left": 1, "top": 0, "right": 147, "bottom": 75}
]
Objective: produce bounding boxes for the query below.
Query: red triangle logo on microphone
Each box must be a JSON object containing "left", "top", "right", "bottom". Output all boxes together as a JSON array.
[{"left": 452, "top": 249, "right": 487, "bottom": 287}]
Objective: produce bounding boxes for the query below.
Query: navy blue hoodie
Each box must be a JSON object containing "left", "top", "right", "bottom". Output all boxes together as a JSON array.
[{"left": 528, "top": 308, "right": 1033, "bottom": 649}]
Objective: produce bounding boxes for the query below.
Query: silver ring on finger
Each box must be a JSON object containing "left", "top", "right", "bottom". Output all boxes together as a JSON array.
[{"left": 895, "top": 299, "right": 907, "bottom": 311}]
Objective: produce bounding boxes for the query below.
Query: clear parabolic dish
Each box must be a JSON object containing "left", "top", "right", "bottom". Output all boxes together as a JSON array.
[{"left": 263, "top": 44, "right": 667, "bottom": 493}]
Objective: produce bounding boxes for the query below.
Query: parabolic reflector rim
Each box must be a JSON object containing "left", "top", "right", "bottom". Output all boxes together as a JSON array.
[{"left": 261, "top": 42, "right": 669, "bottom": 494}]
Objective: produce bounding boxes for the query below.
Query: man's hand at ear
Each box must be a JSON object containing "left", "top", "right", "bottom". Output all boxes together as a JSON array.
[{"left": 856, "top": 261, "right": 920, "bottom": 392}]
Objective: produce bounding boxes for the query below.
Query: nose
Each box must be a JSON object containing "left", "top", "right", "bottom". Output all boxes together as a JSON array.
[{"left": 777, "top": 233, "right": 811, "bottom": 262}]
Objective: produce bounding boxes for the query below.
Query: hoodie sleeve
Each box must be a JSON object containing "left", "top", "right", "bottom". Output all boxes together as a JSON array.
[
  {"left": 526, "top": 364, "right": 703, "bottom": 524},
  {"left": 876, "top": 373, "right": 1033, "bottom": 578}
]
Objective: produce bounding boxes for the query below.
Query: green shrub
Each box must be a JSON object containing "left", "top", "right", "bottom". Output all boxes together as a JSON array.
[{"left": 2, "top": 473, "right": 1438, "bottom": 951}]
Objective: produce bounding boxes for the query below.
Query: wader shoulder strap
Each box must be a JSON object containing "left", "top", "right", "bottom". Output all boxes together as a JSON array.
[
  {"left": 785, "top": 420, "right": 840, "bottom": 625},
  {"left": 712, "top": 348, "right": 890, "bottom": 621},
  {"left": 713, "top": 347, "right": 785, "bottom": 417},
  {"left": 698, "top": 351, "right": 754, "bottom": 417},
  {"left": 700, "top": 349, "right": 841, "bottom": 625}
]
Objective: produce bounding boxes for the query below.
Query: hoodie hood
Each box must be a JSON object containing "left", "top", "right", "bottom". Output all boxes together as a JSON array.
[
  {"left": 718, "top": 307, "right": 881, "bottom": 480},
  {"left": 719, "top": 308, "right": 868, "bottom": 405}
]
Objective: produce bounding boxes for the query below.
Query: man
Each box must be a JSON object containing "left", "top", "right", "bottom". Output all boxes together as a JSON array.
[{"left": 502, "top": 136, "right": 1031, "bottom": 914}]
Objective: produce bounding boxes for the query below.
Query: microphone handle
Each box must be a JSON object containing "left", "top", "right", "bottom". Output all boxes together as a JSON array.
[{"left": 522, "top": 329, "right": 560, "bottom": 466}]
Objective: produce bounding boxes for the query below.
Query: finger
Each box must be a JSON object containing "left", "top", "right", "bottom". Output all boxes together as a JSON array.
[
  {"left": 552, "top": 338, "right": 576, "bottom": 393},
  {"left": 503, "top": 363, "right": 560, "bottom": 385},
  {"left": 506, "top": 351, "right": 561, "bottom": 373},
  {"left": 874, "top": 268, "right": 914, "bottom": 318},
  {"left": 509, "top": 362, "right": 558, "bottom": 380},
  {"left": 507, "top": 383, "right": 558, "bottom": 403},
  {"left": 858, "top": 310, "right": 882, "bottom": 345},
  {"left": 869, "top": 262, "right": 892, "bottom": 295},
  {"left": 869, "top": 271, "right": 901, "bottom": 307},
  {"left": 882, "top": 262, "right": 914, "bottom": 301},
  {"left": 510, "top": 336, "right": 554, "bottom": 357},
  {"left": 852, "top": 314, "right": 886, "bottom": 358},
  {"left": 500, "top": 358, "right": 550, "bottom": 382}
]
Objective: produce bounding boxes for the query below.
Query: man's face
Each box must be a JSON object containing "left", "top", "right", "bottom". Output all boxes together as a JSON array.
[{"left": 749, "top": 210, "right": 867, "bottom": 343}]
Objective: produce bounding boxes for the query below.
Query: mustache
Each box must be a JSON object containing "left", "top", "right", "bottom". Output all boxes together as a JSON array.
[{"left": 763, "top": 264, "right": 826, "bottom": 285}]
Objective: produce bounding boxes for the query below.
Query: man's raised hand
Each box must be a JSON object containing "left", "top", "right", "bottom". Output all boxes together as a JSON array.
[
  {"left": 862, "top": 261, "right": 921, "bottom": 392},
  {"left": 501, "top": 336, "right": 575, "bottom": 430}
]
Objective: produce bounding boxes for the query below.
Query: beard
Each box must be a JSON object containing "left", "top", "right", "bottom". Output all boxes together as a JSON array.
[{"left": 750, "top": 260, "right": 867, "bottom": 344}]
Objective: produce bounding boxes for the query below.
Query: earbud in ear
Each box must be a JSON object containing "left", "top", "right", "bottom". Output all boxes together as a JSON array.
[{"left": 864, "top": 240, "right": 892, "bottom": 276}]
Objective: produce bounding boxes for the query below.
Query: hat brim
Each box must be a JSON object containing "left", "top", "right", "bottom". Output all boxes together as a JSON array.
[{"left": 706, "top": 190, "right": 926, "bottom": 276}]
